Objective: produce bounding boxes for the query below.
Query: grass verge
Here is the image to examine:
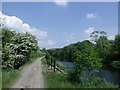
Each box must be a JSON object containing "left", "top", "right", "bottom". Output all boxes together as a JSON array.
[
  {"left": 2, "top": 68, "right": 20, "bottom": 88},
  {"left": 43, "top": 72, "right": 75, "bottom": 88}
]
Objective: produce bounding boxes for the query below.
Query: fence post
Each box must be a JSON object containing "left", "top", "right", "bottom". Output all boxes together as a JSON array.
[
  {"left": 53, "top": 58, "right": 56, "bottom": 72},
  {"left": 51, "top": 56, "right": 52, "bottom": 70}
]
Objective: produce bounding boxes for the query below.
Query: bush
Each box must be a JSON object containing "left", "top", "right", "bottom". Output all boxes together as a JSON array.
[
  {"left": 111, "top": 61, "right": 120, "bottom": 69},
  {"left": 67, "top": 70, "right": 80, "bottom": 83},
  {"left": 73, "top": 49, "right": 102, "bottom": 82},
  {"left": 44, "top": 72, "right": 74, "bottom": 88},
  {"left": 2, "top": 29, "right": 39, "bottom": 69},
  {"left": 41, "top": 57, "right": 47, "bottom": 64},
  {"left": 76, "top": 76, "right": 118, "bottom": 88}
]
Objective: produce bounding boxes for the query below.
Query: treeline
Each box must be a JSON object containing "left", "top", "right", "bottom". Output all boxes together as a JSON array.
[
  {"left": 1, "top": 28, "right": 41, "bottom": 69},
  {"left": 45, "top": 31, "right": 120, "bottom": 88},
  {"left": 47, "top": 31, "right": 120, "bottom": 71}
]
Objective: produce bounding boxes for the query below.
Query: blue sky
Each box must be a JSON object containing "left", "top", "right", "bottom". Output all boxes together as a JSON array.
[{"left": 2, "top": 2, "right": 118, "bottom": 49}]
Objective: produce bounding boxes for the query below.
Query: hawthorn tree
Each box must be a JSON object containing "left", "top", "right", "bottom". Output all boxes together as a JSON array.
[{"left": 2, "top": 28, "right": 39, "bottom": 69}]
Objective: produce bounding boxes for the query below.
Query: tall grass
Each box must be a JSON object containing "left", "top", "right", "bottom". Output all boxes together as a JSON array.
[
  {"left": 43, "top": 71, "right": 118, "bottom": 88},
  {"left": 44, "top": 72, "right": 75, "bottom": 88},
  {"left": 2, "top": 68, "right": 20, "bottom": 88}
]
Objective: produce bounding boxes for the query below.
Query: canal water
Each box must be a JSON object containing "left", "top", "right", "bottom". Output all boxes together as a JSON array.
[{"left": 58, "top": 61, "right": 120, "bottom": 86}]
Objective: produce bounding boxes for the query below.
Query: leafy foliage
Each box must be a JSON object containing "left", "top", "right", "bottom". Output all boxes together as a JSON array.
[
  {"left": 1, "top": 28, "right": 40, "bottom": 69},
  {"left": 111, "top": 61, "right": 120, "bottom": 69},
  {"left": 48, "top": 40, "right": 94, "bottom": 62},
  {"left": 90, "top": 30, "right": 107, "bottom": 43},
  {"left": 76, "top": 76, "right": 118, "bottom": 88},
  {"left": 95, "top": 36, "right": 111, "bottom": 60},
  {"left": 104, "top": 34, "right": 120, "bottom": 70},
  {"left": 73, "top": 49, "right": 102, "bottom": 82},
  {"left": 74, "top": 50, "right": 102, "bottom": 71}
]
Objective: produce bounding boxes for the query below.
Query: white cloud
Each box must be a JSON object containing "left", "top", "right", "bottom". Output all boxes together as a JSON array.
[
  {"left": 86, "top": 13, "right": 96, "bottom": 19},
  {"left": 0, "top": 11, "right": 57, "bottom": 48},
  {"left": 0, "top": 12, "right": 48, "bottom": 39},
  {"left": 46, "top": 40, "right": 56, "bottom": 46},
  {"left": 108, "top": 35, "right": 115, "bottom": 40},
  {"left": 63, "top": 33, "right": 78, "bottom": 46},
  {"left": 40, "top": 40, "right": 56, "bottom": 49},
  {"left": 67, "top": 34, "right": 74, "bottom": 42},
  {"left": 84, "top": 27, "right": 115, "bottom": 41},
  {"left": 84, "top": 27, "right": 95, "bottom": 35},
  {"left": 54, "top": 0, "right": 68, "bottom": 6}
]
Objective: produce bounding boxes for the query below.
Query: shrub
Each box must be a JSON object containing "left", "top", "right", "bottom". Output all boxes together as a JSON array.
[
  {"left": 76, "top": 76, "right": 118, "bottom": 88},
  {"left": 73, "top": 49, "right": 102, "bottom": 82},
  {"left": 111, "top": 61, "right": 120, "bottom": 69},
  {"left": 2, "top": 29, "right": 39, "bottom": 69}
]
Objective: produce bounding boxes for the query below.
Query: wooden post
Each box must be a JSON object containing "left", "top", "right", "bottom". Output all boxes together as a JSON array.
[
  {"left": 54, "top": 58, "right": 56, "bottom": 72},
  {"left": 51, "top": 57, "right": 52, "bottom": 70}
]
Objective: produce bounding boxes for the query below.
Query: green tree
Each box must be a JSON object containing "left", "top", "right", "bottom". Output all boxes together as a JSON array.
[
  {"left": 90, "top": 31, "right": 107, "bottom": 43},
  {"left": 96, "top": 36, "right": 110, "bottom": 60},
  {"left": 2, "top": 29, "right": 39, "bottom": 69},
  {"left": 109, "top": 34, "right": 120, "bottom": 70},
  {"left": 114, "top": 34, "right": 120, "bottom": 54},
  {"left": 73, "top": 48, "right": 102, "bottom": 82}
]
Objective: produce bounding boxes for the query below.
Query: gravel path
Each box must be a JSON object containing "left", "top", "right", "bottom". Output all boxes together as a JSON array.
[{"left": 11, "top": 57, "right": 44, "bottom": 88}]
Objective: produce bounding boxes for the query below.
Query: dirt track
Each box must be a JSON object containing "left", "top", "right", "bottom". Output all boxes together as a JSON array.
[{"left": 11, "top": 57, "right": 44, "bottom": 88}]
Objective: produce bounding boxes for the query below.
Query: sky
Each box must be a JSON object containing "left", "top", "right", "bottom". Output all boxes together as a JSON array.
[{"left": 1, "top": 2, "right": 118, "bottom": 49}]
